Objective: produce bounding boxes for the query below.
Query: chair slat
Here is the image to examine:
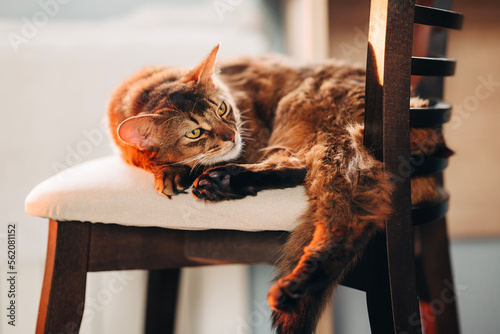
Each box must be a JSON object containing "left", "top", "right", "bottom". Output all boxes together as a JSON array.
[
  {"left": 414, "top": 5, "right": 464, "bottom": 30},
  {"left": 410, "top": 156, "right": 448, "bottom": 176},
  {"left": 410, "top": 101, "right": 451, "bottom": 128},
  {"left": 411, "top": 57, "right": 456, "bottom": 76},
  {"left": 412, "top": 191, "right": 449, "bottom": 225}
]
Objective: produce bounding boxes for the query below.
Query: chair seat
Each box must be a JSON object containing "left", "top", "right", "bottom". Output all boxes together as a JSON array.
[{"left": 25, "top": 156, "right": 308, "bottom": 231}]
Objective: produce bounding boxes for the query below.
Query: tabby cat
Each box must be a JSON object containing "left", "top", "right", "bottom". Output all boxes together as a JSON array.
[{"left": 108, "top": 45, "right": 451, "bottom": 334}]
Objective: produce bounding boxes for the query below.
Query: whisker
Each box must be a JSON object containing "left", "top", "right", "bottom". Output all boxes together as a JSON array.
[
  {"left": 190, "top": 160, "right": 204, "bottom": 176},
  {"left": 239, "top": 136, "right": 254, "bottom": 144},
  {"left": 238, "top": 108, "right": 252, "bottom": 116},
  {"left": 238, "top": 119, "right": 251, "bottom": 126}
]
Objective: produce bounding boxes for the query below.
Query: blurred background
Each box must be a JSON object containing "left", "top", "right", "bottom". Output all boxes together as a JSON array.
[{"left": 1, "top": 0, "right": 499, "bottom": 333}]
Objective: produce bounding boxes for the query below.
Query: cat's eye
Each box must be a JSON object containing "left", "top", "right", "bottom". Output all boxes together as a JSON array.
[
  {"left": 217, "top": 101, "right": 228, "bottom": 116},
  {"left": 185, "top": 128, "right": 203, "bottom": 139}
]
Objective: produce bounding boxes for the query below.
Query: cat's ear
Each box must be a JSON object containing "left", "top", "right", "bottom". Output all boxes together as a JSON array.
[
  {"left": 117, "top": 115, "right": 161, "bottom": 151},
  {"left": 181, "top": 43, "right": 220, "bottom": 85}
]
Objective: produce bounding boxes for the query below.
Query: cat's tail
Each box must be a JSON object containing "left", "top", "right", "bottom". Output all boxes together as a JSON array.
[{"left": 269, "top": 125, "right": 393, "bottom": 334}]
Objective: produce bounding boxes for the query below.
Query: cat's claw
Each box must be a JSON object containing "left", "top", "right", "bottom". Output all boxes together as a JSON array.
[
  {"left": 154, "top": 165, "right": 192, "bottom": 198},
  {"left": 192, "top": 165, "right": 257, "bottom": 202}
]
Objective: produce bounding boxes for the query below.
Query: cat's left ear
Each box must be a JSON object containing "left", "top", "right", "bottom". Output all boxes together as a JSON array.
[
  {"left": 117, "top": 114, "right": 161, "bottom": 151},
  {"left": 181, "top": 43, "right": 220, "bottom": 85}
]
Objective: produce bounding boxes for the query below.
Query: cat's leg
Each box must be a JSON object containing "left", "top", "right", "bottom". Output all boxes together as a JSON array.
[
  {"left": 153, "top": 164, "right": 196, "bottom": 198},
  {"left": 192, "top": 151, "right": 306, "bottom": 201},
  {"left": 269, "top": 128, "right": 392, "bottom": 334}
]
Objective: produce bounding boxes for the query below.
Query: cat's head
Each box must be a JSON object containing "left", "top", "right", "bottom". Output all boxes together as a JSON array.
[{"left": 117, "top": 44, "right": 243, "bottom": 167}]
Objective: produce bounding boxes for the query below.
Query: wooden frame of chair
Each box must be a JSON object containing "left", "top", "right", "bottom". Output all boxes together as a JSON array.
[
  {"left": 36, "top": 221, "right": 287, "bottom": 333},
  {"left": 362, "top": 0, "right": 421, "bottom": 332},
  {"left": 37, "top": 220, "right": 288, "bottom": 333},
  {"left": 35, "top": 0, "right": 463, "bottom": 333}
]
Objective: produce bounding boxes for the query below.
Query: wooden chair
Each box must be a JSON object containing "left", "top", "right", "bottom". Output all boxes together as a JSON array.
[
  {"left": 344, "top": 0, "right": 463, "bottom": 333},
  {"left": 27, "top": 0, "right": 463, "bottom": 333}
]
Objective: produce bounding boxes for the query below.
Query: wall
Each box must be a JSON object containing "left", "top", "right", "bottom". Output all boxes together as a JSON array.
[{"left": 0, "top": 1, "right": 274, "bottom": 333}]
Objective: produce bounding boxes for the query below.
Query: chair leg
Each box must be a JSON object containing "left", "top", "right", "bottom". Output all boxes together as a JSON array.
[
  {"left": 365, "top": 233, "right": 396, "bottom": 334},
  {"left": 37, "top": 220, "right": 91, "bottom": 334},
  {"left": 145, "top": 268, "right": 180, "bottom": 334},
  {"left": 418, "top": 218, "right": 460, "bottom": 334}
]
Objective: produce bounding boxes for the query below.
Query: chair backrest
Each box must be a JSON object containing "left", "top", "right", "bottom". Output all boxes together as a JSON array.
[{"left": 362, "top": 0, "right": 463, "bottom": 333}]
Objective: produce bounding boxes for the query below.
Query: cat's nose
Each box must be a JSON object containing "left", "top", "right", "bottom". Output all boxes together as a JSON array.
[{"left": 222, "top": 131, "right": 236, "bottom": 142}]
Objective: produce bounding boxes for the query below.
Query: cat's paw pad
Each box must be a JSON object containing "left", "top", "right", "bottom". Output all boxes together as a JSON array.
[
  {"left": 192, "top": 165, "right": 257, "bottom": 202},
  {"left": 267, "top": 278, "right": 306, "bottom": 313}
]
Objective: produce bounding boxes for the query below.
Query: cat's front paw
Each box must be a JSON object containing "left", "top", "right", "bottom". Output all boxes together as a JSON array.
[
  {"left": 192, "top": 165, "right": 257, "bottom": 202},
  {"left": 154, "top": 165, "right": 192, "bottom": 198}
]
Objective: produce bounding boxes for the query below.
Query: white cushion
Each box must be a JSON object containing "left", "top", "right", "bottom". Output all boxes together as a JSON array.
[{"left": 25, "top": 156, "right": 308, "bottom": 231}]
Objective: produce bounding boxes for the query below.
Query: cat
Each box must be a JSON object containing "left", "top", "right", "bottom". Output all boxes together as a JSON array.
[{"left": 108, "top": 44, "right": 452, "bottom": 334}]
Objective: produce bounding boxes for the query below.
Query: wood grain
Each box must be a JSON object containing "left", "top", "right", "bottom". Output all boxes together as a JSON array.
[
  {"left": 36, "top": 220, "right": 90, "bottom": 334},
  {"left": 364, "top": 0, "right": 421, "bottom": 333}
]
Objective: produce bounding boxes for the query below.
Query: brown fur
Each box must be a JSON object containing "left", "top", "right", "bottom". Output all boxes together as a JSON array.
[{"left": 107, "top": 46, "right": 451, "bottom": 333}]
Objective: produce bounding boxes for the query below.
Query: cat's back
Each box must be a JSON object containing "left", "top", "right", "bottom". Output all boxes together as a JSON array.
[
  {"left": 219, "top": 54, "right": 366, "bottom": 94},
  {"left": 219, "top": 54, "right": 366, "bottom": 127},
  {"left": 219, "top": 54, "right": 366, "bottom": 118}
]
